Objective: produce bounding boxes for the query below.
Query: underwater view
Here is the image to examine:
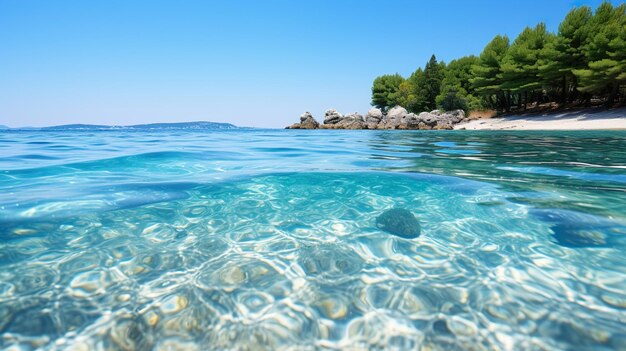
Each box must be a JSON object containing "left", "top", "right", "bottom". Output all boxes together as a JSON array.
[{"left": 1, "top": 129, "right": 626, "bottom": 350}]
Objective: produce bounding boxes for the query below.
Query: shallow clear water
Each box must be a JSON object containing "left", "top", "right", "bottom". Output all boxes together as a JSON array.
[{"left": 1, "top": 129, "right": 626, "bottom": 350}]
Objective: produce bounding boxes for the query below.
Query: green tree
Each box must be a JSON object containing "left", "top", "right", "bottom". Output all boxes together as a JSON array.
[
  {"left": 442, "top": 56, "right": 479, "bottom": 94},
  {"left": 538, "top": 6, "right": 593, "bottom": 102},
  {"left": 437, "top": 55, "right": 485, "bottom": 112},
  {"left": 370, "top": 1, "right": 625, "bottom": 114},
  {"left": 501, "top": 23, "right": 553, "bottom": 94},
  {"left": 574, "top": 2, "right": 626, "bottom": 104},
  {"left": 422, "top": 55, "right": 444, "bottom": 110},
  {"left": 471, "top": 35, "right": 509, "bottom": 109},
  {"left": 436, "top": 86, "right": 469, "bottom": 112},
  {"left": 402, "top": 68, "right": 429, "bottom": 113},
  {"left": 371, "top": 74, "right": 405, "bottom": 110}
]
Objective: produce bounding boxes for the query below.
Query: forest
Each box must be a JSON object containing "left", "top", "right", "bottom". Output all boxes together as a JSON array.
[{"left": 371, "top": 1, "right": 626, "bottom": 114}]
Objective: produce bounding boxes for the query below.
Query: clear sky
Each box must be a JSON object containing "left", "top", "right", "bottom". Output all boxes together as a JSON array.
[{"left": 0, "top": 0, "right": 618, "bottom": 128}]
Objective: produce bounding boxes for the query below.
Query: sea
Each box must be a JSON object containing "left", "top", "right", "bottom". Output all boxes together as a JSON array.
[{"left": 1, "top": 128, "right": 625, "bottom": 350}]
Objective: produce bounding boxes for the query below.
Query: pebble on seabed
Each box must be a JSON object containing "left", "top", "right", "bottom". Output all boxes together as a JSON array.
[
  {"left": 160, "top": 295, "right": 188, "bottom": 314},
  {"left": 317, "top": 298, "right": 348, "bottom": 320},
  {"left": 144, "top": 310, "right": 161, "bottom": 327},
  {"left": 376, "top": 208, "right": 421, "bottom": 239}
]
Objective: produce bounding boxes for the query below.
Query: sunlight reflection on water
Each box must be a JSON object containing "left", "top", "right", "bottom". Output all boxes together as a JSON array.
[{"left": 0, "top": 129, "right": 626, "bottom": 350}]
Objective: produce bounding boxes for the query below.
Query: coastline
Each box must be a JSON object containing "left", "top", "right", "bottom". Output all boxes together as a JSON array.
[
  {"left": 455, "top": 107, "right": 626, "bottom": 131},
  {"left": 287, "top": 107, "right": 626, "bottom": 131},
  {"left": 286, "top": 107, "right": 469, "bottom": 130}
]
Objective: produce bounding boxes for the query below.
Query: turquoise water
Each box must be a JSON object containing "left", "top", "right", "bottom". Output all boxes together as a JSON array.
[{"left": 1, "top": 129, "right": 626, "bottom": 350}]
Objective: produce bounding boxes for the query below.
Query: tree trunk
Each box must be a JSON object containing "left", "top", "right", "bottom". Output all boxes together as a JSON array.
[
  {"left": 534, "top": 90, "right": 538, "bottom": 107},
  {"left": 504, "top": 91, "right": 511, "bottom": 112},
  {"left": 524, "top": 91, "right": 528, "bottom": 111},
  {"left": 561, "top": 76, "right": 567, "bottom": 104},
  {"left": 606, "top": 84, "right": 619, "bottom": 107},
  {"left": 570, "top": 89, "right": 577, "bottom": 103},
  {"left": 502, "top": 93, "right": 506, "bottom": 112}
]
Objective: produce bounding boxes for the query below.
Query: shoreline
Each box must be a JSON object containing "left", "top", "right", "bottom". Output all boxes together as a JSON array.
[
  {"left": 455, "top": 107, "right": 626, "bottom": 131},
  {"left": 286, "top": 106, "right": 626, "bottom": 131}
]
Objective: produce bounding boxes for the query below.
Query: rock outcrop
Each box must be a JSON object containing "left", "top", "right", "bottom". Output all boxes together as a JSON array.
[
  {"left": 318, "top": 111, "right": 365, "bottom": 129},
  {"left": 335, "top": 112, "right": 365, "bottom": 129},
  {"left": 378, "top": 106, "right": 408, "bottom": 129},
  {"left": 323, "top": 109, "right": 343, "bottom": 125},
  {"left": 365, "top": 108, "right": 383, "bottom": 129},
  {"left": 287, "top": 107, "right": 469, "bottom": 130},
  {"left": 286, "top": 112, "right": 320, "bottom": 129}
]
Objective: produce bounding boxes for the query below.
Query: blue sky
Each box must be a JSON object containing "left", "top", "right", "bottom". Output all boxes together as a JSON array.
[{"left": 0, "top": 0, "right": 618, "bottom": 128}]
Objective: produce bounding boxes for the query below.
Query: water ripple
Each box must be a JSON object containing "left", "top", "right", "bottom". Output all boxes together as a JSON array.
[{"left": 0, "top": 130, "right": 626, "bottom": 350}]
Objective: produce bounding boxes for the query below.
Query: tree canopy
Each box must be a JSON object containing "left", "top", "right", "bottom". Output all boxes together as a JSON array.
[
  {"left": 371, "top": 74, "right": 404, "bottom": 110},
  {"left": 501, "top": 23, "right": 553, "bottom": 92},
  {"left": 371, "top": 1, "right": 626, "bottom": 113},
  {"left": 574, "top": 2, "right": 626, "bottom": 99}
]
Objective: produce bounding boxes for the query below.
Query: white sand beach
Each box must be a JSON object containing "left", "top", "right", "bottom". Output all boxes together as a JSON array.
[{"left": 456, "top": 107, "right": 626, "bottom": 130}]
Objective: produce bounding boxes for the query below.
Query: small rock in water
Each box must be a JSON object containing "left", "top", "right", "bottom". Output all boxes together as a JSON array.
[
  {"left": 551, "top": 224, "right": 610, "bottom": 248},
  {"left": 376, "top": 208, "right": 421, "bottom": 239},
  {"left": 531, "top": 209, "right": 625, "bottom": 248}
]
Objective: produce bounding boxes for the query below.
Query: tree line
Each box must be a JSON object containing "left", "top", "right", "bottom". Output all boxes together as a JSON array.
[{"left": 371, "top": 1, "right": 626, "bottom": 114}]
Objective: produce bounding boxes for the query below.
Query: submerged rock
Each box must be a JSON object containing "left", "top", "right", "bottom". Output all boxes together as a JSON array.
[
  {"left": 551, "top": 224, "right": 611, "bottom": 248},
  {"left": 376, "top": 208, "right": 421, "bottom": 239},
  {"left": 531, "top": 208, "right": 625, "bottom": 248}
]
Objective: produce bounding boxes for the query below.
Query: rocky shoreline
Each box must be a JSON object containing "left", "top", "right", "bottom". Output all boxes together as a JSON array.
[{"left": 286, "top": 106, "right": 473, "bottom": 130}]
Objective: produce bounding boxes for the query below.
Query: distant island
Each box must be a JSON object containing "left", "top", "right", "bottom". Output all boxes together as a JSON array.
[{"left": 2, "top": 121, "right": 238, "bottom": 131}]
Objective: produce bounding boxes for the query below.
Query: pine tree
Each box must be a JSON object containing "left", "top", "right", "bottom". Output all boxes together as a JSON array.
[
  {"left": 436, "top": 86, "right": 469, "bottom": 112},
  {"left": 422, "top": 55, "right": 444, "bottom": 110},
  {"left": 436, "top": 56, "right": 484, "bottom": 111},
  {"left": 471, "top": 35, "right": 509, "bottom": 109},
  {"left": 370, "top": 1, "right": 626, "bottom": 112},
  {"left": 371, "top": 74, "right": 405, "bottom": 110},
  {"left": 574, "top": 2, "right": 626, "bottom": 104},
  {"left": 404, "top": 68, "right": 429, "bottom": 113},
  {"left": 442, "top": 56, "right": 479, "bottom": 95},
  {"left": 501, "top": 23, "right": 553, "bottom": 93},
  {"left": 538, "top": 6, "right": 592, "bottom": 102}
]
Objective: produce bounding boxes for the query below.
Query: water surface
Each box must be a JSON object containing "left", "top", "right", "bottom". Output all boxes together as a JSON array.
[{"left": 1, "top": 129, "right": 626, "bottom": 350}]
